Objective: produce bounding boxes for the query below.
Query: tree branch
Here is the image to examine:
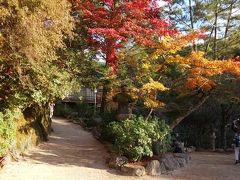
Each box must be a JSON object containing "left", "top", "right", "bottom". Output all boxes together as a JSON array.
[{"left": 170, "top": 95, "right": 210, "bottom": 129}]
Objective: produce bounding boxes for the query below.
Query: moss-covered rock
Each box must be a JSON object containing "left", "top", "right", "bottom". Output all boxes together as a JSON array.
[{"left": 9, "top": 104, "right": 52, "bottom": 156}]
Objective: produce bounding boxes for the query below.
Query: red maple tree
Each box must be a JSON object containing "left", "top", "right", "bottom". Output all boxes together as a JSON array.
[{"left": 70, "top": 0, "right": 176, "bottom": 71}]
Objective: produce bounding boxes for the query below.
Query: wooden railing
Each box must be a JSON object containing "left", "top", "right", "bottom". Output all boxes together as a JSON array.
[{"left": 62, "top": 88, "right": 103, "bottom": 104}]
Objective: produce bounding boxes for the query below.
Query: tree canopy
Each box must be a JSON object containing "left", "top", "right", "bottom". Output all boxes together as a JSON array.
[
  {"left": 69, "top": 0, "right": 176, "bottom": 71},
  {"left": 0, "top": 0, "right": 74, "bottom": 110}
]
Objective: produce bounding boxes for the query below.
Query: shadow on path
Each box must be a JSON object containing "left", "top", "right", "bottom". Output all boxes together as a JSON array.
[{"left": 25, "top": 118, "right": 109, "bottom": 170}]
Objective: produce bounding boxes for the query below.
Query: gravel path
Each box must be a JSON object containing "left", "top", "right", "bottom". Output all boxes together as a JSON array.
[{"left": 0, "top": 117, "right": 240, "bottom": 180}]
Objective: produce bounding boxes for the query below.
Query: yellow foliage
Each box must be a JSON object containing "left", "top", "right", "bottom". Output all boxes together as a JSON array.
[
  {"left": 153, "top": 36, "right": 240, "bottom": 92},
  {"left": 0, "top": 0, "right": 74, "bottom": 64},
  {"left": 144, "top": 98, "right": 165, "bottom": 109},
  {"left": 151, "top": 32, "right": 202, "bottom": 59},
  {"left": 142, "top": 63, "right": 151, "bottom": 70},
  {"left": 142, "top": 79, "right": 168, "bottom": 92}
]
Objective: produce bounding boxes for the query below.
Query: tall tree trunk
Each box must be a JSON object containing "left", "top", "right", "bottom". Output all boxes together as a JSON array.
[
  {"left": 100, "top": 83, "right": 108, "bottom": 114},
  {"left": 170, "top": 95, "right": 209, "bottom": 129},
  {"left": 189, "top": 0, "right": 196, "bottom": 51},
  {"left": 224, "top": 1, "right": 234, "bottom": 38},
  {"left": 220, "top": 104, "right": 227, "bottom": 148},
  {"left": 220, "top": 104, "right": 233, "bottom": 149},
  {"left": 213, "top": 3, "right": 219, "bottom": 60},
  {"left": 205, "top": 26, "right": 214, "bottom": 53}
]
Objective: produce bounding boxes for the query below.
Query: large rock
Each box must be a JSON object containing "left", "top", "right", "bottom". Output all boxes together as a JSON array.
[
  {"left": 121, "top": 164, "right": 146, "bottom": 176},
  {"left": 160, "top": 154, "right": 180, "bottom": 171},
  {"left": 173, "top": 153, "right": 191, "bottom": 164},
  {"left": 146, "top": 160, "right": 161, "bottom": 176},
  {"left": 160, "top": 162, "right": 167, "bottom": 174},
  {"left": 172, "top": 156, "right": 181, "bottom": 169},
  {"left": 176, "top": 157, "right": 186, "bottom": 167},
  {"left": 108, "top": 155, "right": 128, "bottom": 169},
  {"left": 160, "top": 158, "right": 174, "bottom": 171}
]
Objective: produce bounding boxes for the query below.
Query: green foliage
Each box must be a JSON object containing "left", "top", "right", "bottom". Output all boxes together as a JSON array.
[
  {"left": 54, "top": 103, "right": 75, "bottom": 118},
  {"left": 54, "top": 102, "right": 95, "bottom": 119},
  {"left": 100, "top": 110, "right": 118, "bottom": 142},
  {"left": 62, "top": 49, "right": 106, "bottom": 88},
  {"left": 74, "top": 102, "right": 94, "bottom": 118},
  {"left": 109, "top": 116, "right": 170, "bottom": 161},
  {"left": 0, "top": 109, "right": 20, "bottom": 156},
  {"left": 101, "top": 110, "right": 118, "bottom": 124},
  {"left": 163, "top": 0, "right": 240, "bottom": 59}
]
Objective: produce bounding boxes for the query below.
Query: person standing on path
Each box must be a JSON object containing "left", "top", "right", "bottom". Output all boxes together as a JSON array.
[{"left": 232, "top": 118, "right": 240, "bottom": 164}]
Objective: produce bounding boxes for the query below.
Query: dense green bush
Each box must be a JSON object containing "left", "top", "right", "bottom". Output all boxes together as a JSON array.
[
  {"left": 54, "top": 102, "right": 95, "bottom": 119},
  {"left": 0, "top": 109, "right": 19, "bottom": 157},
  {"left": 100, "top": 110, "right": 118, "bottom": 124},
  {"left": 54, "top": 103, "right": 75, "bottom": 118},
  {"left": 100, "top": 110, "right": 118, "bottom": 142},
  {"left": 109, "top": 116, "right": 171, "bottom": 161},
  {"left": 75, "top": 102, "right": 94, "bottom": 118}
]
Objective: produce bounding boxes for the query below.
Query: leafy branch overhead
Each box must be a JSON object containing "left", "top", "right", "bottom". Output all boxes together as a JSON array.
[{"left": 69, "top": 0, "right": 176, "bottom": 71}]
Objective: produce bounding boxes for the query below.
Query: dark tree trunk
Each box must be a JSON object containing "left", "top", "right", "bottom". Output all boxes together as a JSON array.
[
  {"left": 220, "top": 104, "right": 233, "bottom": 149},
  {"left": 100, "top": 84, "right": 108, "bottom": 114},
  {"left": 189, "top": 0, "right": 196, "bottom": 51},
  {"left": 170, "top": 96, "right": 209, "bottom": 129},
  {"left": 213, "top": 3, "right": 219, "bottom": 60},
  {"left": 224, "top": 0, "right": 234, "bottom": 38}
]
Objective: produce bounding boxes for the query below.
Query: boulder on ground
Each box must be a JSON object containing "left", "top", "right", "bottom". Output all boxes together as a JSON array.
[
  {"left": 107, "top": 155, "right": 128, "bottom": 169},
  {"left": 173, "top": 153, "right": 191, "bottom": 164},
  {"left": 146, "top": 160, "right": 161, "bottom": 176},
  {"left": 160, "top": 154, "right": 180, "bottom": 171},
  {"left": 160, "top": 162, "right": 167, "bottom": 174},
  {"left": 176, "top": 157, "right": 186, "bottom": 167},
  {"left": 121, "top": 164, "right": 146, "bottom": 176}
]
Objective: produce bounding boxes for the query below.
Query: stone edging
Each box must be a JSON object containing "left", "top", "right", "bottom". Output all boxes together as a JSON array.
[{"left": 107, "top": 153, "right": 191, "bottom": 177}]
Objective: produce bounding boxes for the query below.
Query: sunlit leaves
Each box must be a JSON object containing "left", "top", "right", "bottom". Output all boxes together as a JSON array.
[
  {"left": 142, "top": 79, "right": 168, "bottom": 92},
  {"left": 70, "top": 0, "right": 176, "bottom": 71},
  {"left": 0, "top": 0, "right": 74, "bottom": 109},
  {"left": 152, "top": 33, "right": 240, "bottom": 92}
]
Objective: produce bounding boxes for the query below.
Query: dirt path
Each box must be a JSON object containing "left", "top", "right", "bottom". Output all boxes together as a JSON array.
[
  {"left": 0, "top": 118, "right": 240, "bottom": 180},
  {"left": 173, "top": 152, "right": 240, "bottom": 180}
]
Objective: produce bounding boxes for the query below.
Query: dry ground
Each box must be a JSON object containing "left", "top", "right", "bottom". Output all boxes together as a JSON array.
[{"left": 0, "top": 118, "right": 240, "bottom": 180}]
